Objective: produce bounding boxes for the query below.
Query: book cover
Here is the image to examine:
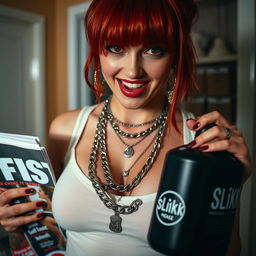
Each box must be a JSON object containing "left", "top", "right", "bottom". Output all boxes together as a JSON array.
[{"left": 0, "top": 133, "right": 66, "bottom": 256}]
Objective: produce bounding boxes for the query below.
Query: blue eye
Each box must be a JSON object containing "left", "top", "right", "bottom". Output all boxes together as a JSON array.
[
  {"left": 105, "top": 45, "right": 123, "bottom": 54},
  {"left": 145, "top": 46, "right": 166, "bottom": 56}
]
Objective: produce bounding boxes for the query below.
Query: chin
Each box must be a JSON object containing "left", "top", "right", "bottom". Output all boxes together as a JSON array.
[
  {"left": 117, "top": 95, "right": 156, "bottom": 111},
  {"left": 120, "top": 99, "right": 146, "bottom": 110}
]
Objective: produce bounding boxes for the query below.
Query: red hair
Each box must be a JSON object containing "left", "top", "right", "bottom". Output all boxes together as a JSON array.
[{"left": 84, "top": 0, "right": 198, "bottom": 130}]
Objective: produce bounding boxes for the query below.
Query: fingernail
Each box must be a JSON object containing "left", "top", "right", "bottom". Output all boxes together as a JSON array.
[
  {"left": 187, "top": 140, "right": 196, "bottom": 148},
  {"left": 193, "top": 122, "right": 201, "bottom": 130},
  {"left": 25, "top": 188, "right": 35, "bottom": 194},
  {"left": 36, "top": 201, "right": 47, "bottom": 208},
  {"left": 199, "top": 145, "right": 209, "bottom": 151},
  {"left": 186, "top": 118, "right": 195, "bottom": 121},
  {"left": 37, "top": 213, "right": 45, "bottom": 219}
]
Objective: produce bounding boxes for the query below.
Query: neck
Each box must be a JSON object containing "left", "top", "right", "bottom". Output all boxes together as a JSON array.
[{"left": 109, "top": 96, "right": 166, "bottom": 125}]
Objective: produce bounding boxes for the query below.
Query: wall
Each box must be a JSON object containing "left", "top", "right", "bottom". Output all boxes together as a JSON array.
[
  {"left": 0, "top": 0, "right": 87, "bottom": 130},
  {"left": 55, "top": 0, "right": 87, "bottom": 117}
]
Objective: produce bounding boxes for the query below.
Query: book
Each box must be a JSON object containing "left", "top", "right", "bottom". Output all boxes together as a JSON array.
[{"left": 0, "top": 132, "right": 66, "bottom": 256}]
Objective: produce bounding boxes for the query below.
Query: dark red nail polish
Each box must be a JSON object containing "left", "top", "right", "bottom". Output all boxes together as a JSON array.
[
  {"left": 199, "top": 145, "right": 209, "bottom": 151},
  {"left": 36, "top": 201, "right": 47, "bottom": 208},
  {"left": 193, "top": 122, "right": 201, "bottom": 130},
  {"left": 37, "top": 213, "right": 45, "bottom": 219},
  {"left": 187, "top": 140, "right": 196, "bottom": 148},
  {"left": 25, "top": 188, "right": 35, "bottom": 194}
]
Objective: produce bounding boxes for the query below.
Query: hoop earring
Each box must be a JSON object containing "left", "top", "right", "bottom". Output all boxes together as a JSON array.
[
  {"left": 94, "top": 67, "right": 99, "bottom": 88},
  {"left": 94, "top": 67, "right": 106, "bottom": 87},
  {"left": 167, "top": 77, "right": 176, "bottom": 104},
  {"left": 94, "top": 67, "right": 106, "bottom": 100}
]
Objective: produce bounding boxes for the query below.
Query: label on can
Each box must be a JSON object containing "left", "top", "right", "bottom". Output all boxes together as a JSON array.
[{"left": 156, "top": 190, "right": 186, "bottom": 226}]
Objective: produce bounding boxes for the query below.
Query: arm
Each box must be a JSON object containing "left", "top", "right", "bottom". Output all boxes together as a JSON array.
[{"left": 186, "top": 111, "right": 252, "bottom": 256}]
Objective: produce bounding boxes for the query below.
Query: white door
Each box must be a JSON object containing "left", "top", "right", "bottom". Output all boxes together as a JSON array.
[
  {"left": 0, "top": 16, "right": 34, "bottom": 134},
  {"left": 0, "top": 5, "right": 45, "bottom": 240},
  {"left": 0, "top": 5, "right": 45, "bottom": 142}
]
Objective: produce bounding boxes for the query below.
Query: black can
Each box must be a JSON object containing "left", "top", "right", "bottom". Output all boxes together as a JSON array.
[{"left": 147, "top": 126, "right": 244, "bottom": 256}]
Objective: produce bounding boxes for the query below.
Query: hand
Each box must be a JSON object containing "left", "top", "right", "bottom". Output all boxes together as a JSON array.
[
  {"left": 186, "top": 111, "right": 252, "bottom": 182},
  {"left": 0, "top": 187, "right": 46, "bottom": 232}
]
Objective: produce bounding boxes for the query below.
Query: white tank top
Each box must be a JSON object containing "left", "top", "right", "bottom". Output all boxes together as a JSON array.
[{"left": 52, "top": 105, "right": 195, "bottom": 256}]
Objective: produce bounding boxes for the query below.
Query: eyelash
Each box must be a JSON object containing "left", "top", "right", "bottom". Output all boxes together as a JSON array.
[
  {"left": 104, "top": 45, "right": 166, "bottom": 57},
  {"left": 105, "top": 45, "right": 123, "bottom": 54},
  {"left": 144, "top": 47, "right": 166, "bottom": 57}
]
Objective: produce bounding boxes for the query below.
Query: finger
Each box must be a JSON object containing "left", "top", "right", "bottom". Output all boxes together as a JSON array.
[
  {"left": 198, "top": 139, "right": 231, "bottom": 152},
  {"left": 193, "top": 125, "right": 234, "bottom": 147},
  {"left": 1, "top": 211, "right": 45, "bottom": 232},
  {"left": 2, "top": 200, "right": 47, "bottom": 220},
  {"left": 186, "top": 118, "right": 197, "bottom": 130},
  {"left": 0, "top": 187, "right": 7, "bottom": 194},
  {"left": 191, "top": 111, "right": 231, "bottom": 131},
  {"left": 0, "top": 187, "right": 35, "bottom": 206},
  {"left": 197, "top": 137, "right": 247, "bottom": 160}
]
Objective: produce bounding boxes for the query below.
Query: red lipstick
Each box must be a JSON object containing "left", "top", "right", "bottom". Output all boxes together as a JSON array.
[{"left": 117, "top": 79, "right": 149, "bottom": 97}]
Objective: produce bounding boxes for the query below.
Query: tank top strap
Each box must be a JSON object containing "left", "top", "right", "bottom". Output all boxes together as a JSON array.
[
  {"left": 64, "top": 105, "right": 96, "bottom": 162},
  {"left": 181, "top": 110, "right": 195, "bottom": 144}
]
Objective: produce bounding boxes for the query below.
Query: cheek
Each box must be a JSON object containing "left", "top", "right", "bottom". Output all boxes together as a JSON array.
[
  {"left": 100, "top": 55, "right": 120, "bottom": 77},
  {"left": 145, "top": 59, "right": 172, "bottom": 80}
]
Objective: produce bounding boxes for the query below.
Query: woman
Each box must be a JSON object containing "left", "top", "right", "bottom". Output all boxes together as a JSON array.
[{"left": 0, "top": 0, "right": 252, "bottom": 255}]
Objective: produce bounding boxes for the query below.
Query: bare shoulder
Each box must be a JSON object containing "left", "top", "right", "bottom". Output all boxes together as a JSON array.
[
  {"left": 49, "top": 109, "right": 81, "bottom": 138},
  {"left": 48, "top": 109, "right": 81, "bottom": 179}
]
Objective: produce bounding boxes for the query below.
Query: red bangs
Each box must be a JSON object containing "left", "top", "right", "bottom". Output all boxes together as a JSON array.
[
  {"left": 84, "top": 0, "right": 198, "bottom": 131},
  {"left": 86, "top": 0, "right": 177, "bottom": 54}
]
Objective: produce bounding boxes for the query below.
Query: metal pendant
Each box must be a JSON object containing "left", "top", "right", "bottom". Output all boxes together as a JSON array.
[
  {"left": 124, "top": 146, "right": 134, "bottom": 158},
  {"left": 109, "top": 212, "right": 122, "bottom": 233},
  {"left": 122, "top": 170, "right": 129, "bottom": 177}
]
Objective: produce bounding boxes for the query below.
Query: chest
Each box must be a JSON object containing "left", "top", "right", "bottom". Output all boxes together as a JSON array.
[{"left": 75, "top": 117, "right": 184, "bottom": 196}]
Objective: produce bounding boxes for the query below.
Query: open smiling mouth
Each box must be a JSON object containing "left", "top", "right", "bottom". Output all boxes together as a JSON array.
[{"left": 117, "top": 78, "right": 150, "bottom": 97}]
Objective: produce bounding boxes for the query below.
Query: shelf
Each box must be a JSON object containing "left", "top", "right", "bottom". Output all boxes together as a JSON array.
[
  {"left": 195, "top": 0, "right": 236, "bottom": 4},
  {"left": 196, "top": 55, "right": 237, "bottom": 64}
]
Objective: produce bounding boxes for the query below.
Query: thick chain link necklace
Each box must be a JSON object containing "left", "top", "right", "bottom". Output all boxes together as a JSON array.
[
  {"left": 88, "top": 98, "right": 168, "bottom": 233},
  {"left": 106, "top": 101, "right": 167, "bottom": 158}
]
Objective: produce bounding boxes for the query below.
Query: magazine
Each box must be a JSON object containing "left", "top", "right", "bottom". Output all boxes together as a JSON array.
[{"left": 0, "top": 132, "right": 66, "bottom": 256}]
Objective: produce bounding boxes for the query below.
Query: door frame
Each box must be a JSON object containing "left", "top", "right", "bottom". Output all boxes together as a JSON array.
[
  {"left": 68, "top": 1, "right": 91, "bottom": 110},
  {"left": 0, "top": 5, "right": 45, "bottom": 143},
  {"left": 237, "top": 0, "right": 256, "bottom": 255}
]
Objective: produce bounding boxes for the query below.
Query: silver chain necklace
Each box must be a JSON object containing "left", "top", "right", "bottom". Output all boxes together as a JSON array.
[
  {"left": 101, "top": 100, "right": 167, "bottom": 192},
  {"left": 88, "top": 98, "right": 168, "bottom": 233},
  {"left": 106, "top": 99, "right": 167, "bottom": 158},
  {"left": 111, "top": 123, "right": 151, "bottom": 158},
  {"left": 113, "top": 127, "right": 157, "bottom": 177},
  {"left": 107, "top": 101, "right": 161, "bottom": 127},
  {"left": 107, "top": 108, "right": 167, "bottom": 139}
]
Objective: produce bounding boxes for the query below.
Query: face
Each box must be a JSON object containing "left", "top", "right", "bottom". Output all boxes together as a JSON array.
[{"left": 99, "top": 44, "right": 174, "bottom": 110}]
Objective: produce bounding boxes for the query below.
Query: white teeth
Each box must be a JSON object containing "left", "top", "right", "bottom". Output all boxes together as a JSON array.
[{"left": 121, "top": 80, "right": 145, "bottom": 88}]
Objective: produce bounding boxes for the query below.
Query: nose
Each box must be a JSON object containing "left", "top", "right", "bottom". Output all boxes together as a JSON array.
[{"left": 125, "top": 52, "right": 145, "bottom": 79}]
